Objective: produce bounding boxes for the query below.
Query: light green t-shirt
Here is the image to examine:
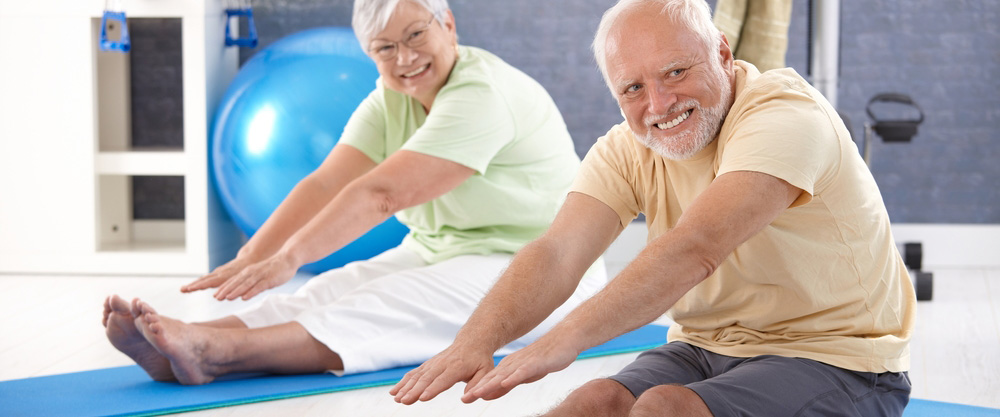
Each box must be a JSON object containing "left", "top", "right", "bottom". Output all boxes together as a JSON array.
[{"left": 340, "top": 45, "right": 580, "bottom": 263}]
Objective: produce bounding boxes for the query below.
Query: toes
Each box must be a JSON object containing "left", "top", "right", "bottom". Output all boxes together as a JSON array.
[
  {"left": 102, "top": 297, "right": 113, "bottom": 326},
  {"left": 108, "top": 295, "right": 132, "bottom": 315},
  {"left": 130, "top": 298, "right": 143, "bottom": 317},
  {"left": 134, "top": 299, "right": 158, "bottom": 316}
]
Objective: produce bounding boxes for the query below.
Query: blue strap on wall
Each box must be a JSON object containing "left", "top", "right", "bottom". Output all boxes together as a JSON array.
[
  {"left": 225, "top": 6, "right": 258, "bottom": 48},
  {"left": 99, "top": 10, "right": 131, "bottom": 52}
]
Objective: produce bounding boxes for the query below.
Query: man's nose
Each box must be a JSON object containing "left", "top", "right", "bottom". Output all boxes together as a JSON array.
[{"left": 648, "top": 83, "right": 677, "bottom": 115}]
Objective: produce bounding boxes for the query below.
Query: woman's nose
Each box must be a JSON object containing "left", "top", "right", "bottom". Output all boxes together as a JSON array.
[{"left": 396, "top": 44, "right": 419, "bottom": 66}]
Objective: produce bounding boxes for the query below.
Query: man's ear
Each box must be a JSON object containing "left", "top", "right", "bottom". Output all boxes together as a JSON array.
[{"left": 718, "top": 32, "right": 735, "bottom": 67}]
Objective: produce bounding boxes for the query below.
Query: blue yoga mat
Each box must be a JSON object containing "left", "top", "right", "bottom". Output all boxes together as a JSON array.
[
  {"left": 3, "top": 323, "right": 997, "bottom": 417},
  {"left": 1, "top": 325, "right": 669, "bottom": 417},
  {"left": 904, "top": 399, "right": 1000, "bottom": 416}
]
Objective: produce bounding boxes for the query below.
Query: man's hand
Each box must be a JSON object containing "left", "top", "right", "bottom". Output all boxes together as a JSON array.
[
  {"left": 182, "top": 254, "right": 298, "bottom": 301},
  {"left": 462, "top": 335, "right": 579, "bottom": 402},
  {"left": 391, "top": 343, "right": 496, "bottom": 405}
]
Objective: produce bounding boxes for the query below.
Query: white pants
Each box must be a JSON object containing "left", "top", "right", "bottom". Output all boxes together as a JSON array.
[{"left": 237, "top": 246, "right": 608, "bottom": 375}]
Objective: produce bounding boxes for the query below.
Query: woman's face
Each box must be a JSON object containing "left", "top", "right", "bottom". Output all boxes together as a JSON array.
[{"left": 367, "top": 0, "right": 458, "bottom": 110}]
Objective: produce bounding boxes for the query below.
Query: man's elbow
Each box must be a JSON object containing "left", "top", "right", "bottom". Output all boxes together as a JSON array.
[{"left": 675, "top": 230, "right": 728, "bottom": 286}]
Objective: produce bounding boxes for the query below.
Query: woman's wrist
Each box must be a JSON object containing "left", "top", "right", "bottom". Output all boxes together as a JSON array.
[{"left": 273, "top": 245, "right": 307, "bottom": 271}]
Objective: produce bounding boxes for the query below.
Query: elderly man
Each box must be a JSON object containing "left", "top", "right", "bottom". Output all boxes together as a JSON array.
[{"left": 390, "top": 0, "right": 915, "bottom": 415}]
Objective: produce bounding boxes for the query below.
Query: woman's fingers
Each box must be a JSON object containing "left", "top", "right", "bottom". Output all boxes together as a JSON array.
[{"left": 181, "top": 259, "right": 246, "bottom": 292}]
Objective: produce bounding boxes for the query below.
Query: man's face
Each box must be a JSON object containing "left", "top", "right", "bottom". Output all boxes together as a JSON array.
[{"left": 604, "top": 6, "right": 734, "bottom": 160}]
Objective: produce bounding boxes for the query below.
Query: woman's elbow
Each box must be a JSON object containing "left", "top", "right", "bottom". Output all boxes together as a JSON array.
[{"left": 343, "top": 181, "right": 407, "bottom": 217}]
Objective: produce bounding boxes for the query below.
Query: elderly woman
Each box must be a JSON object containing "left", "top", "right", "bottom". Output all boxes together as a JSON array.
[{"left": 101, "top": 0, "right": 606, "bottom": 385}]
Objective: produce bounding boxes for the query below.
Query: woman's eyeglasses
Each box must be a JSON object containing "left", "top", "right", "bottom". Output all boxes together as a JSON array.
[{"left": 369, "top": 16, "right": 436, "bottom": 62}]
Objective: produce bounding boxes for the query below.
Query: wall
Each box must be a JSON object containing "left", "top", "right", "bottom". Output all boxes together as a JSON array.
[{"left": 131, "top": 0, "right": 999, "bottom": 224}]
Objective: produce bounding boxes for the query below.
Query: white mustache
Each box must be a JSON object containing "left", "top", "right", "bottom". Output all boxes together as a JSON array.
[{"left": 643, "top": 99, "right": 700, "bottom": 125}]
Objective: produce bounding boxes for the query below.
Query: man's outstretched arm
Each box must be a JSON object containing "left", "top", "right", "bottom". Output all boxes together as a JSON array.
[
  {"left": 390, "top": 192, "right": 625, "bottom": 404},
  {"left": 462, "top": 170, "right": 802, "bottom": 402}
]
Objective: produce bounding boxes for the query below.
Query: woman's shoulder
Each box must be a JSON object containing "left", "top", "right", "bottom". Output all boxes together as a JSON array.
[{"left": 443, "top": 46, "right": 547, "bottom": 101}]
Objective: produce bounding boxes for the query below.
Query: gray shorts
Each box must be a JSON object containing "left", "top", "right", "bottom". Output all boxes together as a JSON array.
[{"left": 609, "top": 342, "right": 911, "bottom": 417}]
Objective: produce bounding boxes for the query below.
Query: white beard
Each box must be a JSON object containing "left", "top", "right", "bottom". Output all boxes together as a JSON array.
[{"left": 635, "top": 69, "right": 732, "bottom": 160}]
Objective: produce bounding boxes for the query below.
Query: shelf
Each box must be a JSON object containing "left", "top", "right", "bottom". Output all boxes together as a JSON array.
[
  {"left": 96, "top": 150, "right": 187, "bottom": 175},
  {"left": 98, "top": 219, "right": 186, "bottom": 253},
  {"left": 0, "top": 1, "right": 241, "bottom": 276},
  {"left": 96, "top": 175, "right": 187, "bottom": 253}
]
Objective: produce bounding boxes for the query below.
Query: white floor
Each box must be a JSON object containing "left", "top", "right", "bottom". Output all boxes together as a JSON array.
[{"left": 1, "top": 225, "right": 999, "bottom": 416}]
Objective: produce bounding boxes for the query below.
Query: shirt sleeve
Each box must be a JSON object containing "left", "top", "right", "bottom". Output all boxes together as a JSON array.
[
  {"left": 340, "top": 88, "right": 388, "bottom": 163},
  {"left": 400, "top": 80, "right": 516, "bottom": 174},
  {"left": 570, "top": 123, "right": 642, "bottom": 228},
  {"left": 717, "top": 82, "right": 842, "bottom": 208}
]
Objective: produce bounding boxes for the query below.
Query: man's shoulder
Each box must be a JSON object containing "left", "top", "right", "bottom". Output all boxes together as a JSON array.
[
  {"left": 595, "top": 121, "right": 639, "bottom": 149},
  {"left": 737, "top": 61, "right": 815, "bottom": 99}
]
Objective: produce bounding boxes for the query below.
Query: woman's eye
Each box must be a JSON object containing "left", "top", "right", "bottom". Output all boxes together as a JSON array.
[{"left": 408, "top": 30, "right": 425, "bottom": 40}]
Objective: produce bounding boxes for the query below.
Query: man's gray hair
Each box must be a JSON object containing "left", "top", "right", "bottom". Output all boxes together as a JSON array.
[
  {"left": 592, "top": 0, "right": 721, "bottom": 91},
  {"left": 352, "top": 0, "right": 451, "bottom": 49}
]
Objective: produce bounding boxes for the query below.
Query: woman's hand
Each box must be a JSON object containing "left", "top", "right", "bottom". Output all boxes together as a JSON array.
[
  {"left": 181, "top": 256, "right": 256, "bottom": 294},
  {"left": 181, "top": 252, "right": 299, "bottom": 301},
  {"left": 211, "top": 254, "right": 300, "bottom": 301}
]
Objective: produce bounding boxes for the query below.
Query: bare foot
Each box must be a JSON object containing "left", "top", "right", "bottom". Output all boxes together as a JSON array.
[
  {"left": 102, "top": 295, "right": 176, "bottom": 382},
  {"left": 134, "top": 299, "right": 219, "bottom": 385}
]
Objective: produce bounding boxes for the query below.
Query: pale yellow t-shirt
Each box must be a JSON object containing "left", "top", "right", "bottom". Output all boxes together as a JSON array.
[
  {"left": 571, "top": 61, "right": 916, "bottom": 373},
  {"left": 341, "top": 46, "right": 580, "bottom": 264}
]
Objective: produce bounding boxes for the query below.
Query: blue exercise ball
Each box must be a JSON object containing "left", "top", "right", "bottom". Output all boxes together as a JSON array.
[{"left": 211, "top": 27, "right": 409, "bottom": 274}]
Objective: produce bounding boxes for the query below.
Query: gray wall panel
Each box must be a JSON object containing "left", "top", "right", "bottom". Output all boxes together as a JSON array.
[{"left": 129, "top": 0, "right": 998, "bottom": 224}]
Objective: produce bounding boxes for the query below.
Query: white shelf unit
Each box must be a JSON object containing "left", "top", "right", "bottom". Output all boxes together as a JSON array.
[{"left": 0, "top": 0, "right": 243, "bottom": 275}]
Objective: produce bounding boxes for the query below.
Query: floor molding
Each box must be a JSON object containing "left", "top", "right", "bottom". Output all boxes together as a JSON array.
[{"left": 891, "top": 223, "right": 1000, "bottom": 269}]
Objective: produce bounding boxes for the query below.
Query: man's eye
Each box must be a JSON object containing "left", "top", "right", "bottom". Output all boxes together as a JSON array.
[
  {"left": 626, "top": 84, "right": 642, "bottom": 93},
  {"left": 669, "top": 69, "right": 685, "bottom": 77}
]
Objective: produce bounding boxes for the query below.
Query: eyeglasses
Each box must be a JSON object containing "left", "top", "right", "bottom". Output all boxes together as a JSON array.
[{"left": 369, "top": 16, "right": 436, "bottom": 62}]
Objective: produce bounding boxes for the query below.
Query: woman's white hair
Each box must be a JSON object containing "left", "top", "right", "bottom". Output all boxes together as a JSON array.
[
  {"left": 352, "top": 0, "right": 451, "bottom": 49},
  {"left": 592, "top": 0, "right": 722, "bottom": 91}
]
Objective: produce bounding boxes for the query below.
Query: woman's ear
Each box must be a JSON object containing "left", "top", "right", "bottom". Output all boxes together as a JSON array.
[{"left": 443, "top": 10, "right": 458, "bottom": 43}]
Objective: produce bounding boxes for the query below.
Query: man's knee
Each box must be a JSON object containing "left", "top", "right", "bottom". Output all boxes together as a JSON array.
[
  {"left": 630, "top": 385, "right": 712, "bottom": 417},
  {"left": 544, "top": 378, "right": 635, "bottom": 417}
]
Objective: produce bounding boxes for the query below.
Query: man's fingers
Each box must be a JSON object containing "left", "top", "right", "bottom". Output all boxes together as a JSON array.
[
  {"left": 464, "top": 366, "right": 491, "bottom": 395},
  {"left": 479, "top": 385, "right": 515, "bottom": 401},
  {"left": 417, "top": 366, "right": 470, "bottom": 402},
  {"left": 500, "top": 365, "right": 538, "bottom": 389},
  {"left": 465, "top": 368, "right": 505, "bottom": 402},
  {"left": 394, "top": 364, "right": 443, "bottom": 404},
  {"left": 389, "top": 371, "right": 413, "bottom": 396},
  {"left": 467, "top": 366, "right": 539, "bottom": 402},
  {"left": 397, "top": 370, "right": 440, "bottom": 404}
]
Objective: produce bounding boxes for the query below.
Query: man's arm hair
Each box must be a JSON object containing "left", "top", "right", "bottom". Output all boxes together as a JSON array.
[
  {"left": 451, "top": 192, "right": 624, "bottom": 353},
  {"left": 531, "top": 170, "right": 802, "bottom": 354}
]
